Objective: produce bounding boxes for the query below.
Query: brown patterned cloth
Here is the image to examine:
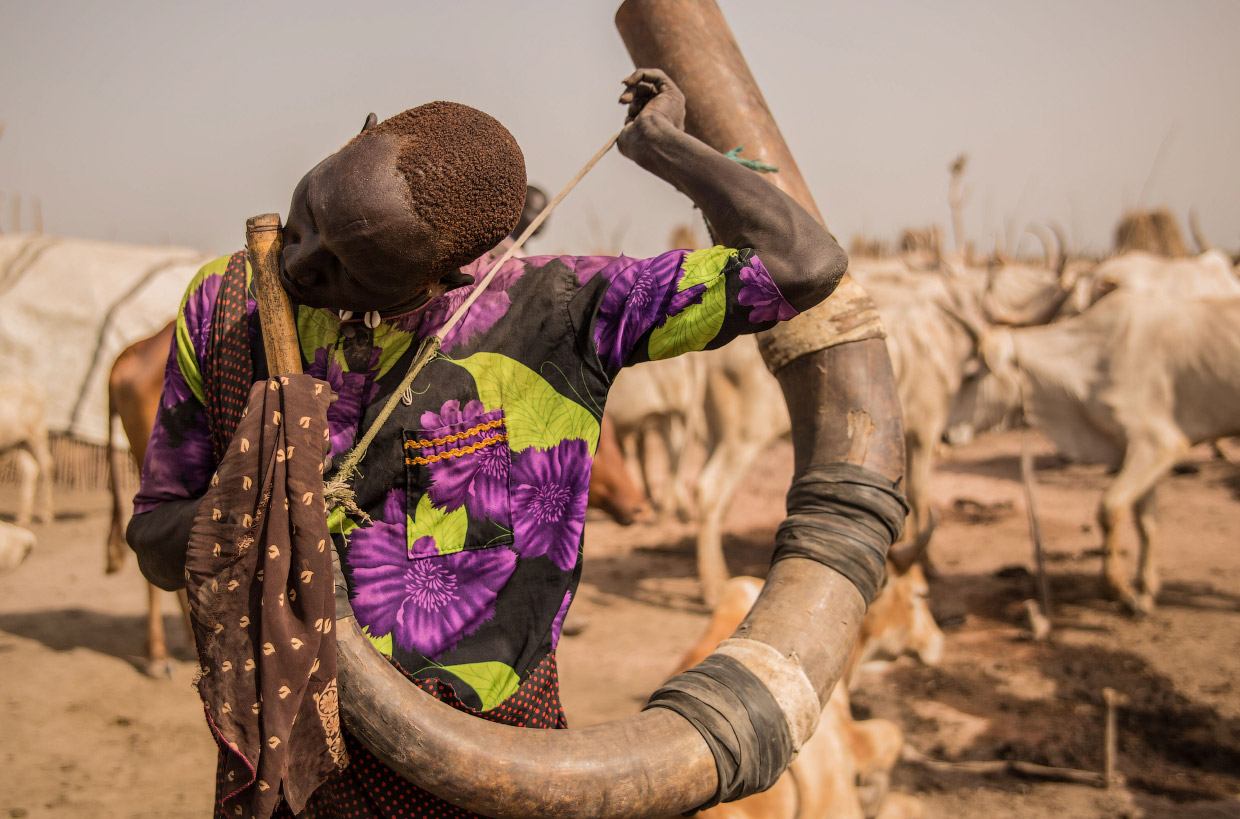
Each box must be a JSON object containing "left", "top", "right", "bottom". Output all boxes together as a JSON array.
[
  {"left": 186, "top": 375, "right": 345, "bottom": 819},
  {"left": 205, "top": 250, "right": 256, "bottom": 462}
]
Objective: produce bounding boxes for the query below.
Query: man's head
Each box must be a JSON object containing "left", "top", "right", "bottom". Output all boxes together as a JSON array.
[{"left": 281, "top": 102, "right": 526, "bottom": 312}]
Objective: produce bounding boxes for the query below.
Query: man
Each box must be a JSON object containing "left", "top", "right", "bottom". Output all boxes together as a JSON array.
[{"left": 128, "top": 69, "right": 847, "bottom": 817}]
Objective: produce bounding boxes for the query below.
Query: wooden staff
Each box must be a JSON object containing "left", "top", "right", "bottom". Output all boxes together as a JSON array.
[{"left": 245, "top": 214, "right": 300, "bottom": 376}]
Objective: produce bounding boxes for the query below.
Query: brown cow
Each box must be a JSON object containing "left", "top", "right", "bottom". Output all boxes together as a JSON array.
[
  {"left": 677, "top": 572, "right": 938, "bottom": 819},
  {"left": 106, "top": 322, "right": 647, "bottom": 676}
]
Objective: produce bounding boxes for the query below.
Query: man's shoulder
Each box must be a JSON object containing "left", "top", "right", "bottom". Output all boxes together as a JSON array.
[{"left": 178, "top": 252, "right": 243, "bottom": 316}]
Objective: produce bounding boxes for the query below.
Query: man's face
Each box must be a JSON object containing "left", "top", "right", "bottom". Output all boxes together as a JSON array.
[{"left": 281, "top": 134, "right": 443, "bottom": 313}]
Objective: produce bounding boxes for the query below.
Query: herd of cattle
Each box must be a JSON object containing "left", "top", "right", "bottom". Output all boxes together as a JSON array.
[{"left": 1, "top": 235, "right": 1238, "bottom": 817}]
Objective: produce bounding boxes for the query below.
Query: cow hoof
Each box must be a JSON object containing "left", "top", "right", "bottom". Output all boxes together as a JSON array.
[
  {"left": 1119, "top": 592, "right": 1152, "bottom": 618},
  {"left": 1101, "top": 574, "right": 1131, "bottom": 604},
  {"left": 145, "top": 659, "right": 175, "bottom": 679}
]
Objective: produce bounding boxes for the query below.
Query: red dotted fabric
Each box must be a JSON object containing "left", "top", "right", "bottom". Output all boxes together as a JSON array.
[
  {"left": 206, "top": 250, "right": 255, "bottom": 462},
  {"left": 214, "top": 651, "right": 566, "bottom": 818}
]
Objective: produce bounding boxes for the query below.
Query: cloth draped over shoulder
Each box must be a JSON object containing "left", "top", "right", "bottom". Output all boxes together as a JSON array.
[{"left": 185, "top": 375, "right": 342, "bottom": 819}]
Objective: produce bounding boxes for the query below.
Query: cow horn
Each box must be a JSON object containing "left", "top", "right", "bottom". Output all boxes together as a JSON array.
[
  {"left": 1026, "top": 224, "right": 1056, "bottom": 271},
  {"left": 1188, "top": 209, "right": 1212, "bottom": 254},
  {"left": 888, "top": 508, "right": 936, "bottom": 574},
  {"left": 333, "top": 555, "right": 863, "bottom": 818},
  {"left": 937, "top": 297, "right": 987, "bottom": 347}
]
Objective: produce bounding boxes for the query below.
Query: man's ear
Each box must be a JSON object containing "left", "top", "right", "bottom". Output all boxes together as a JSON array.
[
  {"left": 439, "top": 270, "right": 476, "bottom": 289},
  {"left": 360, "top": 113, "right": 378, "bottom": 133}
]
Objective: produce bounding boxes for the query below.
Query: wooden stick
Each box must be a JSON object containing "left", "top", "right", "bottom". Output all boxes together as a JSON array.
[
  {"left": 902, "top": 745, "right": 1107, "bottom": 788},
  {"left": 245, "top": 214, "right": 301, "bottom": 377},
  {"left": 1020, "top": 421, "right": 1053, "bottom": 621},
  {"left": 1102, "top": 687, "right": 1128, "bottom": 787}
]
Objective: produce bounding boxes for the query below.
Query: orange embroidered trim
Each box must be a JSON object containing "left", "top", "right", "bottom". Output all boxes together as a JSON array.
[
  {"left": 405, "top": 433, "right": 508, "bottom": 466},
  {"left": 404, "top": 418, "right": 506, "bottom": 450}
]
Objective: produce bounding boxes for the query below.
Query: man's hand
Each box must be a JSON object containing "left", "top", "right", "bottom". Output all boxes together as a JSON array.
[{"left": 618, "top": 69, "right": 686, "bottom": 166}]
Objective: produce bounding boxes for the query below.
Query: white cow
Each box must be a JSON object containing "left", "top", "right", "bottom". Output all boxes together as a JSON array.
[
  {"left": 1059, "top": 250, "right": 1240, "bottom": 319},
  {"left": 607, "top": 353, "right": 706, "bottom": 523},
  {"left": 0, "top": 381, "right": 54, "bottom": 526},
  {"left": 955, "top": 293, "right": 1240, "bottom": 613},
  {"left": 607, "top": 338, "right": 788, "bottom": 604}
]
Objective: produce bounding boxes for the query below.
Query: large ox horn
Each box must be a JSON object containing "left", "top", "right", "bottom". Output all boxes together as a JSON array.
[
  {"left": 245, "top": 0, "right": 872, "bottom": 811},
  {"left": 333, "top": 557, "right": 862, "bottom": 818}
]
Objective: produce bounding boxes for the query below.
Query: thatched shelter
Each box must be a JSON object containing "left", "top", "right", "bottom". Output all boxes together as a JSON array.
[{"left": 0, "top": 234, "right": 211, "bottom": 488}]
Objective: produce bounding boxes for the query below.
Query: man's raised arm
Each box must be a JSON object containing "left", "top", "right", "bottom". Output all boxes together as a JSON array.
[{"left": 618, "top": 69, "right": 847, "bottom": 312}]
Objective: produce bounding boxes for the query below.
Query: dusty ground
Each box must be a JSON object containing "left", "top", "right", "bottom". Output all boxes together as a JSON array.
[{"left": 2, "top": 430, "right": 1238, "bottom": 818}]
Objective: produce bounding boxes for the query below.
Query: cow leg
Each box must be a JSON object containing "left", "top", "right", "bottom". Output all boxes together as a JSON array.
[
  {"left": 664, "top": 414, "right": 696, "bottom": 523},
  {"left": 11, "top": 449, "right": 38, "bottom": 527},
  {"left": 145, "top": 582, "right": 173, "bottom": 678},
  {"left": 1133, "top": 486, "right": 1160, "bottom": 614},
  {"left": 694, "top": 436, "right": 765, "bottom": 606},
  {"left": 901, "top": 427, "right": 938, "bottom": 574},
  {"left": 30, "top": 434, "right": 54, "bottom": 524},
  {"left": 617, "top": 428, "right": 648, "bottom": 504},
  {"left": 176, "top": 587, "right": 195, "bottom": 645},
  {"left": 1097, "top": 434, "right": 1183, "bottom": 614}
]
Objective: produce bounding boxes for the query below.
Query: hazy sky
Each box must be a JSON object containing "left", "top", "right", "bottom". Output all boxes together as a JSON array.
[{"left": 2, "top": 0, "right": 1237, "bottom": 260}]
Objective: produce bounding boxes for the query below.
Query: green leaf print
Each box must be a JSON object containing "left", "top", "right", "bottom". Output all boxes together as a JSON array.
[
  {"left": 680, "top": 246, "right": 737, "bottom": 290},
  {"left": 296, "top": 307, "right": 416, "bottom": 378},
  {"left": 362, "top": 626, "right": 393, "bottom": 658},
  {"left": 648, "top": 246, "right": 735, "bottom": 360},
  {"left": 176, "top": 256, "right": 233, "bottom": 406},
  {"left": 326, "top": 507, "right": 360, "bottom": 536},
  {"left": 297, "top": 307, "right": 341, "bottom": 369},
  {"left": 407, "top": 493, "right": 469, "bottom": 556},
  {"left": 442, "top": 661, "right": 521, "bottom": 711},
  {"left": 453, "top": 353, "right": 600, "bottom": 454}
]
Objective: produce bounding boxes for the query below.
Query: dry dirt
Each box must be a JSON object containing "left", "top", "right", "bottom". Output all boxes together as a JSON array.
[{"left": 2, "top": 430, "right": 1238, "bottom": 818}]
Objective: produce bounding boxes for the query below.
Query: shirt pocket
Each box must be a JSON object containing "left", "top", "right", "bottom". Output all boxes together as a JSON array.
[{"left": 403, "top": 408, "right": 514, "bottom": 559}]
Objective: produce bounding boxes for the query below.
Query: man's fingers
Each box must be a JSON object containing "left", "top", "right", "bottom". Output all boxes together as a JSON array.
[
  {"left": 622, "top": 68, "right": 673, "bottom": 90},
  {"left": 619, "top": 83, "right": 657, "bottom": 105}
]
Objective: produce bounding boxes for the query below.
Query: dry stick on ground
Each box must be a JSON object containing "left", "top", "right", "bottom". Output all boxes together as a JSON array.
[
  {"left": 1018, "top": 373, "right": 1054, "bottom": 632},
  {"left": 1102, "top": 687, "right": 1129, "bottom": 788},
  {"left": 901, "top": 745, "right": 1109, "bottom": 788}
]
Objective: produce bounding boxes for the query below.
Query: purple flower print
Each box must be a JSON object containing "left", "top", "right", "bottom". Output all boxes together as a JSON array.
[
  {"left": 416, "top": 404, "right": 510, "bottom": 523},
  {"left": 426, "top": 439, "right": 510, "bottom": 523},
  {"left": 347, "top": 490, "right": 517, "bottom": 659},
  {"left": 420, "top": 399, "right": 486, "bottom": 430},
  {"left": 132, "top": 403, "right": 213, "bottom": 514},
  {"left": 737, "top": 256, "right": 797, "bottom": 322},
  {"left": 550, "top": 590, "right": 573, "bottom": 650},
  {"left": 182, "top": 273, "right": 222, "bottom": 364},
  {"left": 592, "top": 251, "right": 707, "bottom": 371},
  {"left": 510, "top": 439, "right": 592, "bottom": 571},
  {"left": 305, "top": 347, "right": 380, "bottom": 457},
  {"left": 416, "top": 256, "right": 526, "bottom": 352}
]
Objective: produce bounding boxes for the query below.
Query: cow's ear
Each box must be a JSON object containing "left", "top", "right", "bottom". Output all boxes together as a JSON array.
[{"left": 360, "top": 113, "right": 378, "bottom": 133}]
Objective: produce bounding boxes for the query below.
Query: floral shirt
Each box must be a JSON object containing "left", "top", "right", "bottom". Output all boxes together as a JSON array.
[{"left": 136, "top": 246, "right": 796, "bottom": 782}]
